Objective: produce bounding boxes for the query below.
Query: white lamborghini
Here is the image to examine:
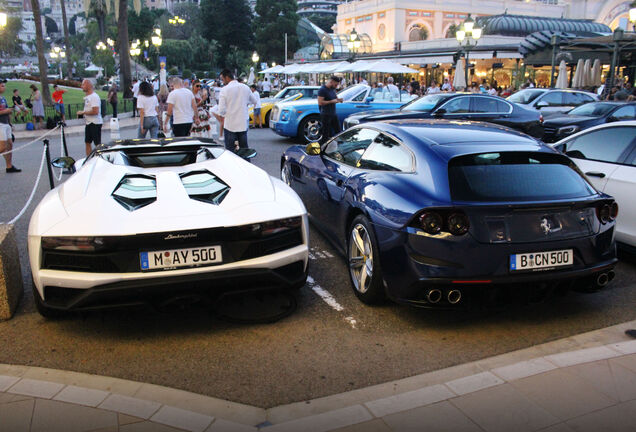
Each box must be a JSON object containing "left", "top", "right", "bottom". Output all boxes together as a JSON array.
[{"left": 28, "top": 138, "right": 309, "bottom": 317}]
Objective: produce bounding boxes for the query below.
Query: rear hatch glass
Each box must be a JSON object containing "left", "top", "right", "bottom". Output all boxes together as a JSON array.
[{"left": 448, "top": 152, "right": 596, "bottom": 202}]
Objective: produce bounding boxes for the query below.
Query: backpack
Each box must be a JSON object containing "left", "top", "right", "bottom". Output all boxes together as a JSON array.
[{"left": 46, "top": 117, "right": 56, "bottom": 129}]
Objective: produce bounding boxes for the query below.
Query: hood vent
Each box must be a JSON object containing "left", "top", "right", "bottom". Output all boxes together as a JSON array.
[
  {"left": 112, "top": 174, "right": 157, "bottom": 211},
  {"left": 180, "top": 170, "right": 230, "bottom": 205}
]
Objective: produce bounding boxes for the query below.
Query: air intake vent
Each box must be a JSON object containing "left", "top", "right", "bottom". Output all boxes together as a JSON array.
[
  {"left": 180, "top": 170, "right": 230, "bottom": 205},
  {"left": 112, "top": 174, "right": 157, "bottom": 211}
]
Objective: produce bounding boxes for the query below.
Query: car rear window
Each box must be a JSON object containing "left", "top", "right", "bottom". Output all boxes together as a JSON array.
[{"left": 448, "top": 152, "right": 596, "bottom": 202}]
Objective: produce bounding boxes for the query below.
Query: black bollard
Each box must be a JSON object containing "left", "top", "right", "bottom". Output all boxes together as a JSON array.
[
  {"left": 59, "top": 122, "right": 75, "bottom": 174},
  {"left": 44, "top": 139, "right": 55, "bottom": 190}
]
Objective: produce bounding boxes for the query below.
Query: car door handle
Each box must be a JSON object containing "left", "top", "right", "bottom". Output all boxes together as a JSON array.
[{"left": 585, "top": 171, "right": 606, "bottom": 178}]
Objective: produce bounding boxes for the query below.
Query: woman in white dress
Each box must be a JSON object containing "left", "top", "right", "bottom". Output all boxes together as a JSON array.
[{"left": 191, "top": 80, "right": 211, "bottom": 138}]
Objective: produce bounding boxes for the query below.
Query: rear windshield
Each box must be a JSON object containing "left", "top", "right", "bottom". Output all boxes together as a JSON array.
[{"left": 448, "top": 152, "right": 596, "bottom": 202}]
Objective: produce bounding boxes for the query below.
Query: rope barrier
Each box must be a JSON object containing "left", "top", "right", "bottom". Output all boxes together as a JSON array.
[
  {"left": 0, "top": 125, "right": 60, "bottom": 156},
  {"left": 4, "top": 145, "right": 48, "bottom": 225},
  {"left": 56, "top": 127, "right": 64, "bottom": 181}
]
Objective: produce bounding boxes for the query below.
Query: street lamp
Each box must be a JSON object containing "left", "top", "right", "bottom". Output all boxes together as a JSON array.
[
  {"left": 50, "top": 45, "right": 66, "bottom": 79},
  {"left": 168, "top": 15, "right": 186, "bottom": 25},
  {"left": 549, "top": 33, "right": 560, "bottom": 88},
  {"left": 630, "top": 7, "right": 636, "bottom": 29},
  {"left": 0, "top": 12, "right": 7, "bottom": 28},
  {"left": 455, "top": 14, "right": 482, "bottom": 88},
  {"left": 130, "top": 40, "right": 142, "bottom": 79},
  {"left": 96, "top": 41, "right": 107, "bottom": 50},
  {"left": 347, "top": 28, "right": 361, "bottom": 60},
  {"left": 151, "top": 27, "right": 162, "bottom": 47},
  {"left": 252, "top": 51, "right": 259, "bottom": 63}
]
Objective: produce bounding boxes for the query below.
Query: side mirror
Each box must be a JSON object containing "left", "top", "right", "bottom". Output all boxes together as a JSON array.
[
  {"left": 433, "top": 108, "right": 446, "bottom": 117},
  {"left": 364, "top": 96, "right": 374, "bottom": 103},
  {"left": 536, "top": 101, "right": 549, "bottom": 108},
  {"left": 306, "top": 142, "right": 321, "bottom": 155},
  {"left": 236, "top": 148, "right": 257, "bottom": 160},
  {"left": 51, "top": 156, "right": 75, "bottom": 169}
]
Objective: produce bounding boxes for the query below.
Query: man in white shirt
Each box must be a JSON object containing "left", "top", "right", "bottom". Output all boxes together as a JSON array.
[
  {"left": 426, "top": 81, "right": 441, "bottom": 95},
  {"left": 218, "top": 69, "right": 257, "bottom": 151},
  {"left": 386, "top": 77, "right": 400, "bottom": 100},
  {"left": 165, "top": 77, "right": 199, "bottom": 137},
  {"left": 262, "top": 78, "right": 272, "bottom": 97},
  {"left": 441, "top": 78, "right": 452, "bottom": 92},
  {"left": 77, "top": 79, "right": 103, "bottom": 156},
  {"left": 131, "top": 79, "right": 140, "bottom": 117},
  {"left": 250, "top": 84, "right": 262, "bottom": 128}
]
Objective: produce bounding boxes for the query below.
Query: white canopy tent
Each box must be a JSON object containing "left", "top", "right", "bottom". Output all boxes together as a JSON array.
[
  {"left": 259, "top": 65, "right": 284, "bottom": 74},
  {"left": 354, "top": 59, "right": 419, "bottom": 73},
  {"left": 85, "top": 64, "right": 103, "bottom": 72},
  {"left": 280, "top": 63, "right": 303, "bottom": 74}
]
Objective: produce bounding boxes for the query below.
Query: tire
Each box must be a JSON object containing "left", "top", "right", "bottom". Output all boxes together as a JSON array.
[
  {"left": 264, "top": 111, "right": 271, "bottom": 128},
  {"left": 32, "top": 277, "right": 66, "bottom": 319},
  {"left": 347, "top": 215, "right": 385, "bottom": 304},
  {"left": 298, "top": 115, "right": 323, "bottom": 144}
]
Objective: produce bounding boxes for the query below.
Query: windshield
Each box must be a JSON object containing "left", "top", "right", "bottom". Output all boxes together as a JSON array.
[
  {"left": 568, "top": 103, "right": 615, "bottom": 117},
  {"left": 401, "top": 94, "right": 453, "bottom": 112},
  {"left": 507, "top": 89, "right": 545, "bottom": 104},
  {"left": 338, "top": 85, "right": 368, "bottom": 101}
]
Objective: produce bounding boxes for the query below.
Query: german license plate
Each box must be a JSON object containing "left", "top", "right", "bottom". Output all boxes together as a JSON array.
[
  {"left": 510, "top": 249, "right": 573, "bottom": 272},
  {"left": 140, "top": 246, "right": 222, "bottom": 271}
]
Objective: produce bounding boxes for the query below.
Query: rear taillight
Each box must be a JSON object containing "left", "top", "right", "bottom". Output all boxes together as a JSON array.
[
  {"left": 596, "top": 201, "right": 617, "bottom": 224},
  {"left": 417, "top": 209, "right": 469, "bottom": 236}
]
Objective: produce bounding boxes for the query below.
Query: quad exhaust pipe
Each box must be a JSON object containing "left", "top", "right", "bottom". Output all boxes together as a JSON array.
[
  {"left": 447, "top": 289, "right": 462, "bottom": 304},
  {"left": 596, "top": 272, "right": 609, "bottom": 287},
  {"left": 426, "top": 289, "right": 442, "bottom": 304}
]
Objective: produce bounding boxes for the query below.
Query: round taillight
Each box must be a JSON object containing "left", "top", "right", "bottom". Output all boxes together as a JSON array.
[
  {"left": 597, "top": 204, "right": 611, "bottom": 224},
  {"left": 610, "top": 202, "right": 619, "bottom": 221},
  {"left": 448, "top": 212, "right": 470, "bottom": 236},
  {"left": 419, "top": 212, "right": 443, "bottom": 234}
]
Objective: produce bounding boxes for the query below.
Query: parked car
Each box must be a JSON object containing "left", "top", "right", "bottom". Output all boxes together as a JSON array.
[
  {"left": 263, "top": 86, "right": 321, "bottom": 104},
  {"left": 344, "top": 93, "right": 544, "bottom": 138},
  {"left": 542, "top": 102, "right": 636, "bottom": 142},
  {"left": 551, "top": 121, "right": 636, "bottom": 250},
  {"left": 28, "top": 138, "right": 309, "bottom": 318},
  {"left": 250, "top": 89, "right": 318, "bottom": 128},
  {"left": 270, "top": 84, "right": 416, "bottom": 143},
  {"left": 281, "top": 120, "right": 618, "bottom": 307},
  {"left": 507, "top": 88, "right": 598, "bottom": 118}
]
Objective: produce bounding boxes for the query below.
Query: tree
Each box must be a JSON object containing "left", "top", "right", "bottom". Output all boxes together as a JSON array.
[
  {"left": 446, "top": 24, "right": 459, "bottom": 39},
  {"left": 304, "top": 13, "right": 335, "bottom": 33},
  {"left": 159, "top": 3, "right": 200, "bottom": 40},
  {"left": 127, "top": 6, "right": 155, "bottom": 42},
  {"left": 159, "top": 39, "right": 193, "bottom": 70},
  {"left": 60, "top": 0, "right": 72, "bottom": 78},
  {"left": 88, "top": 0, "right": 107, "bottom": 41},
  {"left": 200, "top": 0, "right": 253, "bottom": 66},
  {"left": 0, "top": 16, "right": 24, "bottom": 57},
  {"left": 30, "top": 0, "right": 53, "bottom": 105},
  {"left": 117, "top": 0, "right": 133, "bottom": 98},
  {"left": 254, "top": 0, "right": 299, "bottom": 65}
]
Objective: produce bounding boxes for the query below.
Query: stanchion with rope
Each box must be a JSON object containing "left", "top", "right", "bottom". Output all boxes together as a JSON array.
[
  {"left": 59, "top": 121, "right": 74, "bottom": 174},
  {"left": 43, "top": 139, "right": 55, "bottom": 190}
]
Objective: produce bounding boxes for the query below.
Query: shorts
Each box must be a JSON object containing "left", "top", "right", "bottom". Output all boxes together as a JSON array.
[
  {"left": 253, "top": 108, "right": 261, "bottom": 115},
  {"left": 0, "top": 123, "right": 11, "bottom": 141},
  {"left": 55, "top": 103, "right": 65, "bottom": 114},
  {"left": 14, "top": 105, "right": 28, "bottom": 113},
  {"left": 85, "top": 123, "right": 102, "bottom": 146}
]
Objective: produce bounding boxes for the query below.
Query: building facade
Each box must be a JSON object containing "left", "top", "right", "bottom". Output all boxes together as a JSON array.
[{"left": 298, "top": 0, "right": 345, "bottom": 17}]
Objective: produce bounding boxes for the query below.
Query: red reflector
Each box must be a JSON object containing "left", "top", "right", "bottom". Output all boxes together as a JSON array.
[{"left": 451, "top": 280, "right": 492, "bottom": 284}]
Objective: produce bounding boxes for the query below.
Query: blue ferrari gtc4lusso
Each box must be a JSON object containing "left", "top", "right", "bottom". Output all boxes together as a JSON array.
[{"left": 280, "top": 120, "right": 618, "bottom": 308}]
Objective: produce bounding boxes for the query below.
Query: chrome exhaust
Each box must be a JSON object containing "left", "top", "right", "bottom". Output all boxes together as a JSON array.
[
  {"left": 596, "top": 273, "right": 609, "bottom": 287},
  {"left": 447, "top": 289, "right": 462, "bottom": 304},
  {"left": 607, "top": 270, "right": 616, "bottom": 282},
  {"left": 426, "top": 289, "right": 442, "bottom": 304}
]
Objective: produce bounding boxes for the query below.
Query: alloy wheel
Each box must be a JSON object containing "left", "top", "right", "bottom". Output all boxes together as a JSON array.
[
  {"left": 303, "top": 119, "right": 322, "bottom": 143},
  {"left": 348, "top": 223, "right": 373, "bottom": 294}
]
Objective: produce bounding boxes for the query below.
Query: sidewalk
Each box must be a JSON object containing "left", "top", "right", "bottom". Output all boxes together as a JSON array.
[
  {"left": 12, "top": 116, "right": 138, "bottom": 140},
  {"left": 1, "top": 320, "right": 636, "bottom": 432}
]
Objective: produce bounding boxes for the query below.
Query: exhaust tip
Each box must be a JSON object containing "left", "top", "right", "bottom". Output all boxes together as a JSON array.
[
  {"left": 447, "top": 289, "right": 462, "bottom": 304},
  {"left": 426, "top": 289, "right": 442, "bottom": 304},
  {"left": 596, "top": 273, "right": 609, "bottom": 287},
  {"left": 607, "top": 270, "right": 616, "bottom": 282}
]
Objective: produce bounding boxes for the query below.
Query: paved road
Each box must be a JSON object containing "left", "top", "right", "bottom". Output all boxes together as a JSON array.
[{"left": 1, "top": 127, "right": 635, "bottom": 408}]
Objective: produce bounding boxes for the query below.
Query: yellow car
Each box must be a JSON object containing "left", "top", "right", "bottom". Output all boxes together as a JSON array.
[{"left": 250, "top": 86, "right": 321, "bottom": 127}]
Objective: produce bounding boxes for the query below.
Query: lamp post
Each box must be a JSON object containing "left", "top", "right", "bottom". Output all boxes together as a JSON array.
[
  {"left": 168, "top": 15, "right": 186, "bottom": 25},
  {"left": 455, "top": 14, "right": 482, "bottom": 88},
  {"left": 130, "top": 40, "right": 141, "bottom": 79},
  {"left": 605, "top": 27, "right": 624, "bottom": 99},
  {"left": 549, "top": 34, "right": 561, "bottom": 88},
  {"left": 150, "top": 27, "right": 162, "bottom": 83},
  {"left": 347, "top": 28, "right": 361, "bottom": 61},
  {"left": 252, "top": 51, "right": 259, "bottom": 64},
  {"left": 50, "top": 45, "right": 66, "bottom": 79}
]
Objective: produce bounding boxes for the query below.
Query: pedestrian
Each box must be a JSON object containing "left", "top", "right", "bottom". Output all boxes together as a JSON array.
[
  {"left": 165, "top": 77, "right": 199, "bottom": 137},
  {"left": 157, "top": 83, "right": 170, "bottom": 136},
  {"left": 409, "top": 78, "right": 419, "bottom": 95},
  {"left": 77, "top": 79, "right": 103, "bottom": 157},
  {"left": 131, "top": 79, "right": 140, "bottom": 117},
  {"left": 192, "top": 80, "right": 211, "bottom": 137},
  {"left": 137, "top": 81, "right": 161, "bottom": 139},
  {"left": 386, "top": 77, "right": 400, "bottom": 100},
  {"left": 317, "top": 75, "right": 343, "bottom": 144},
  {"left": 262, "top": 78, "right": 271, "bottom": 98},
  {"left": 426, "top": 81, "right": 441, "bottom": 95},
  {"left": 218, "top": 68, "right": 257, "bottom": 151},
  {"left": 441, "top": 77, "right": 452, "bottom": 92},
  {"left": 0, "top": 79, "right": 21, "bottom": 173},
  {"left": 52, "top": 84, "right": 67, "bottom": 123},
  {"left": 107, "top": 84, "right": 118, "bottom": 118},
  {"left": 250, "top": 85, "right": 262, "bottom": 128},
  {"left": 11, "top": 89, "right": 28, "bottom": 122},
  {"left": 29, "top": 84, "right": 44, "bottom": 130}
]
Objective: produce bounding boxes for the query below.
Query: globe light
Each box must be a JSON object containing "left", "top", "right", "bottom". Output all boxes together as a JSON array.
[
  {"left": 106, "top": 38, "right": 114, "bottom": 47},
  {"left": 456, "top": 29, "right": 466, "bottom": 42},
  {"left": 464, "top": 14, "right": 475, "bottom": 32},
  {"left": 472, "top": 27, "right": 482, "bottom": 39},
  {"left": 630, "top": 7, "right": 636, "bottom": 25},
  {"left": 0, "top": 12, "right": 7, "bottom": 27},
  {"left": 252, "top": 51, "right": 259, "bottom": 63}
]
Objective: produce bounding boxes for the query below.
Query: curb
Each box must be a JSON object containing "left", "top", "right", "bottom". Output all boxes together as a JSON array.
[{"left": 1, "top": 319, "right": 635, "bottom": 431}]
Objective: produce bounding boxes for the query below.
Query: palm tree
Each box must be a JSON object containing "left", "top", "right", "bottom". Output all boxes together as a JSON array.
[
  {"left": 117, "top": 0, "right": 133, "bottom": 98},
  {"left": 30, "top": 0, "right": 53, "bottom": 105},
  {"left": 60, "top": 0, "right": 72, "bottom": 78}
]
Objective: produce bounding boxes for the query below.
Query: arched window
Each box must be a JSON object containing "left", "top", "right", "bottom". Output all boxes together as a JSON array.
[{"left": 408, "top": 24, "right": 428, "bottom": 41}]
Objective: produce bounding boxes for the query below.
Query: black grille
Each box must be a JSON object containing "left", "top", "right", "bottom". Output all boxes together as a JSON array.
[{"left": 42, "top": 223, "right": 303, "bottom": 273}]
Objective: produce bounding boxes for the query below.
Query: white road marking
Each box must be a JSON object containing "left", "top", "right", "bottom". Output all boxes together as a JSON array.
[
  {"left": 308, "top": 248, "right": 335, "bottom": 260},
  {"left": 307, "top": 276, "right": 359, "bottom": 329}
]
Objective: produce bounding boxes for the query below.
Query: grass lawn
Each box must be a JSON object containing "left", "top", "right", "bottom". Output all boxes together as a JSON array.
[{"left": 4, "top": 80, "right": 124, "bottom": 106}]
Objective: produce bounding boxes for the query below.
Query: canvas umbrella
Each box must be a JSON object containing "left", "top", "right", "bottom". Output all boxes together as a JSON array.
[
  {"left": 591, "top": 59, "right": 602, "bottom": 87},
  {"left": 247, "top": 67, "right": 255, "bottom": 85},
  {"left": 555, "top": 60, "right": 568, "bottom": 89},
  {"left": 571, "top": 59, "right": 584, "bottom": 88},
  {"left": 453, "top": 58, "right": 467, "bottom": 90},
  {"left": 582, "top": 59, "right": 591, "bottom": 88}
]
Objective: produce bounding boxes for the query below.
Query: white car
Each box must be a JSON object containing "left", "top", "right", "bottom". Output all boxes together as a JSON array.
[
  {"left": 552, "top": 121, "right": 636, "bottom": 250},
  {"left": 28, "top": 138, "right": 309, "bottom": 318}
]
